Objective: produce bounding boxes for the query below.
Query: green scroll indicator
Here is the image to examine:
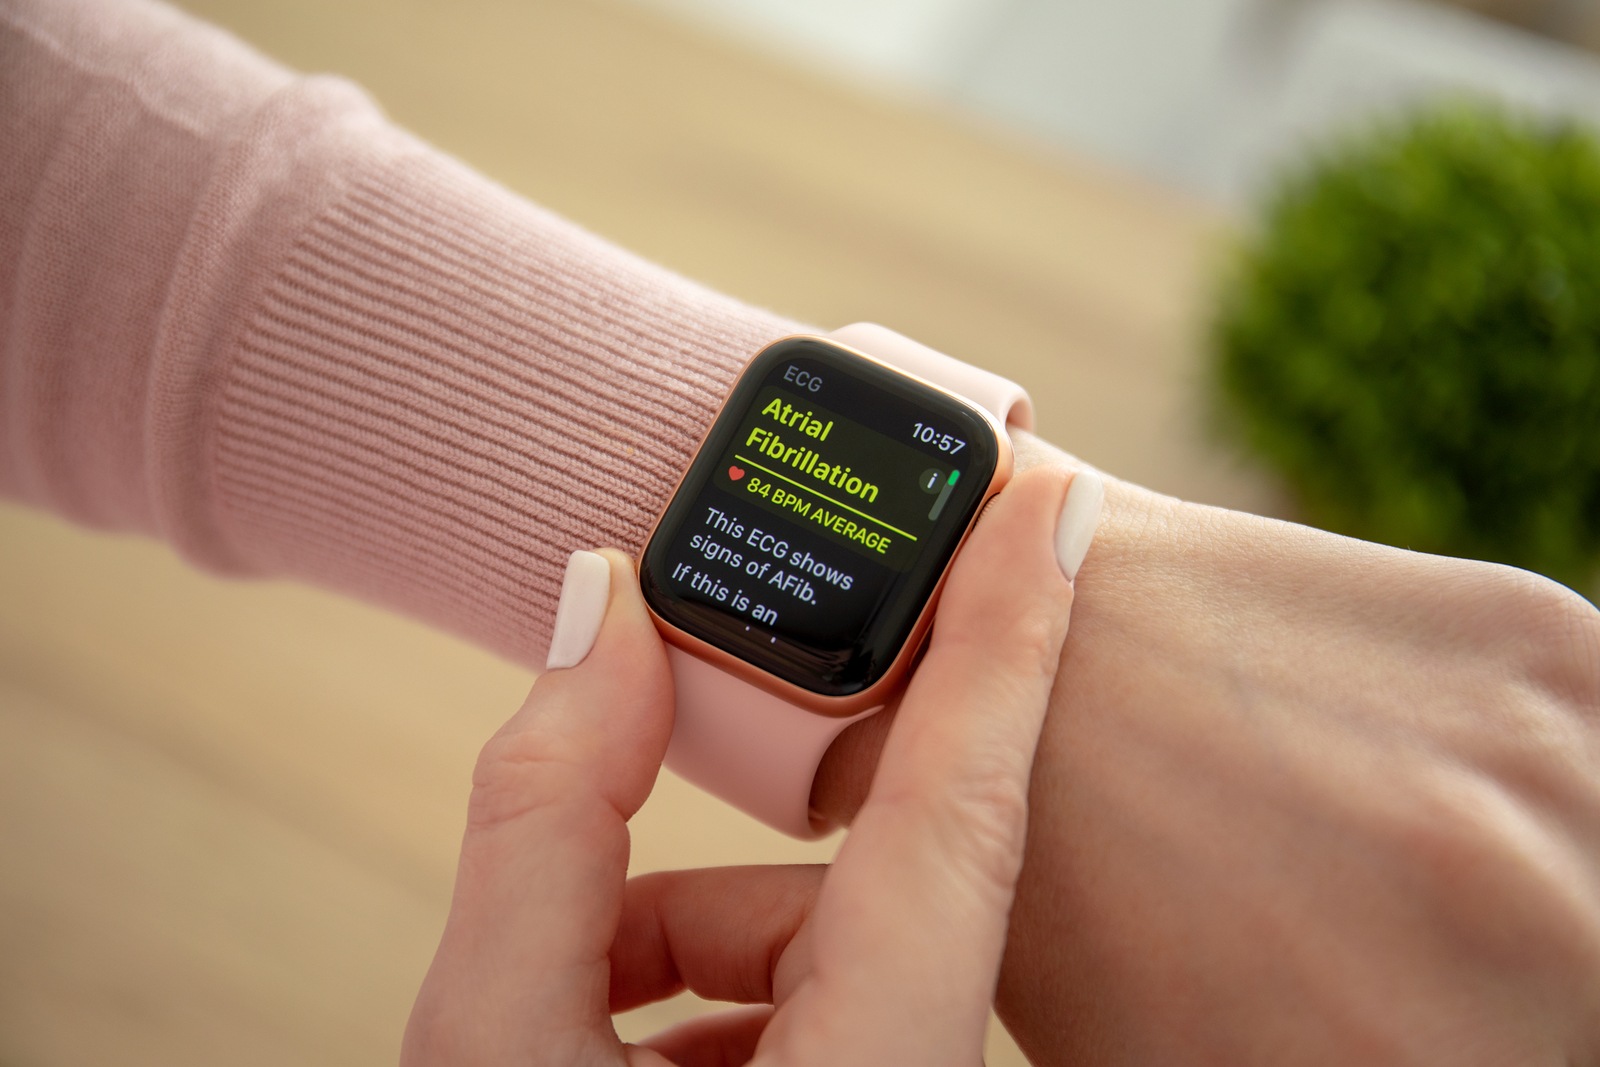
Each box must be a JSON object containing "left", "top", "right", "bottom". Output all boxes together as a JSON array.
[{"left": 928, "top": 469, "right": 959, "bottom": 521}]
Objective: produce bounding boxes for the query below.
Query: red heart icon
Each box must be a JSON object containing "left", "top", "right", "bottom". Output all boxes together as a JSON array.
[{"left": 727, "top": 465, "right": 745, "bottom": 481}]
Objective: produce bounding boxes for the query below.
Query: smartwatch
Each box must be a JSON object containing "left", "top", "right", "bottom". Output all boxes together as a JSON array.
[{"left": 639, "top": 324, "right": 1032, "bottom": 838}]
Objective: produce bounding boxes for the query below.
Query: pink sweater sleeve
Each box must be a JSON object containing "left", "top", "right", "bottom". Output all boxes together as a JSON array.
[{"left": 0, "top": 0, "right": 799, "bottom": 664}]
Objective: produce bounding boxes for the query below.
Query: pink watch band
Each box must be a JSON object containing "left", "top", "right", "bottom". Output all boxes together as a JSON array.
[
  {"left": 829, "top": 323, "right": 1035, "bottom": 433},
  {"left": 663, "top": 646, "right": 879, "bottom": 837},
  {"left": 661, "top": 324, "right": 1029, "bottom": 838}
]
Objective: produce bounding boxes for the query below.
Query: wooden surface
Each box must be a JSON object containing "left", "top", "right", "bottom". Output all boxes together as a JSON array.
[{"left": 0, "top": 1, "right": 1276, "bottom": 1063}]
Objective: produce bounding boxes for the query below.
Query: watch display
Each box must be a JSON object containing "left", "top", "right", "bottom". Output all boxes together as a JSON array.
[{"left": 640, "top": 337, "right": 1002, "bottom": 697}]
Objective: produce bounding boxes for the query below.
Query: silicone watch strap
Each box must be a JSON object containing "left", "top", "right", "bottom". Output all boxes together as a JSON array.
[
  {"left": 829, "top": 322, "right": 1034, "bottom": 433},
  {"left": 661, "top": 324, "right": 1029, "bottom": 838},
  {"left": 664, "top": 646, "right": 880, "bottom": 836}
]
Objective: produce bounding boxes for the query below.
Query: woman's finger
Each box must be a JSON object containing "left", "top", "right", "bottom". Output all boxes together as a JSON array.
[
  {"left": 402, "top": 549, "right": 674, "bottom": 1066},
  {"left": 636, "top": 1005, "right": 775, "bottom": 1067},
  {"left": 761, "top": 467, "right": 1104, "bottom": 1065},
  {"left": 608, "top": 865, "right": 824, "bottom": 1012}
]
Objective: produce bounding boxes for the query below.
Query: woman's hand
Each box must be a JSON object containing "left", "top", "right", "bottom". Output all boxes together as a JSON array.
[
  {"left": 400, "top": 466, "right": 1099, "bottom": 1066},
  {"left": 819, "top": 432, "right": 1600, "bottom": 1065}
]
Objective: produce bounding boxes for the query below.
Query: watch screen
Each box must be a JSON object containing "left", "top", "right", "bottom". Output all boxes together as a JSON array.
[{"left": 640, "top": 337, "right": 1001, "bottom": 697}]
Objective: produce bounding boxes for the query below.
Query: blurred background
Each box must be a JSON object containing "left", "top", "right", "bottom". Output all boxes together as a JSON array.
[
  {"left": 3, "top": 1, "right": 1597, "bottom": 1066},
  {"left": 638, "top": 0, "right": 1600, "bottom": 210},
  {"left": 641, "top": 0, "right": 1600, "bottom": 595}
]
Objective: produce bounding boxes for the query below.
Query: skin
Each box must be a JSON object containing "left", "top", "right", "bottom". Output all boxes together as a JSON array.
[
  {"left": 401, "top": 468, "right": 1083, "bottom": 1066},
  {"left": 815, "top": 433, "right": 1600, "bottom": 1065},
  {"left": 404, "top": 430, "right": 1600, "bottom": 1065}
]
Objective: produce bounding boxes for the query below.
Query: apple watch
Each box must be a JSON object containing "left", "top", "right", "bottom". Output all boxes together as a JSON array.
[{"left": 639, "top": 324, "right": 1032, "bottom": 838}]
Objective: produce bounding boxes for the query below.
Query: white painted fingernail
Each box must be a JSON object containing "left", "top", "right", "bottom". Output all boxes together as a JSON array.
[
  {"left": 545, "top": 550, "right": 611, "bottom": 670},
  {"left": 1055, "top": 470, "right": 1105, "bottom": 582}
]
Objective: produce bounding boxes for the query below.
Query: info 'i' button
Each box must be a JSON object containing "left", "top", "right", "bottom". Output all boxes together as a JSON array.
[{"left": 918, "top": 466, "right": 958, "bottom": 521}]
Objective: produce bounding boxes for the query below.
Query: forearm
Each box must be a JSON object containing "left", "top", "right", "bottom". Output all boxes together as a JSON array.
[{"left": 1, "top": 0, "right": 795, "bottom": 663}]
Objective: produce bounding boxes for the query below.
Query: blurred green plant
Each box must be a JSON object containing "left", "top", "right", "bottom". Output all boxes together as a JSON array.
[{"left": 1212, "top": 102, "right": 1600, "bottom": 596}]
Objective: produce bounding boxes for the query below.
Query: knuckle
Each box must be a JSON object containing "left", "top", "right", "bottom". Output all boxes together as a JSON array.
[
  {"left": 1388, "top": 770, "right": 1600, "bottom": 984},
  {"left": 1542, "top": 584, "right": 1600, "bottom": 711},
  {"left": 1001, "top": 605, "right": 1073, "bottom": 680},
  {"left": 938, "top": 597, "right": 1069, "bottom": 688},
  {"left": 942, "top": 784, "right": 1032, "bottom": 903},
  {"left": 466, "top": 732, "right": 580, "bottom": 833},
  {"left": 1478, "top": 566, "right": 1600, "bottom": 711},
  {"left": 891, "top": 757, "right": 1033, "bottom": 904}
]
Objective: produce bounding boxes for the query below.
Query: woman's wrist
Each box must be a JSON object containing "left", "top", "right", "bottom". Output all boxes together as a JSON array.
[{"left": 810, "top": 428, "right": 1115, "bottom": 826}]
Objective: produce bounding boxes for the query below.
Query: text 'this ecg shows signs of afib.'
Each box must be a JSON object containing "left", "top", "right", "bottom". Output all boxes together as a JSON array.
[{"left": 668, "top": 504, "right": 863, "bottom": 630}]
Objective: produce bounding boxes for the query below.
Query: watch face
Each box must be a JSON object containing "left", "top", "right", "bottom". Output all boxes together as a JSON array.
[{"left": 640, "top": 336, "right": 1003, "bottom": 698}]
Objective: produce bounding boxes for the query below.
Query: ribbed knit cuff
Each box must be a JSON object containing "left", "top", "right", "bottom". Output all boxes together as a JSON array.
[{"left": 213, "top": 137, "right": 797, "bottom": 665}]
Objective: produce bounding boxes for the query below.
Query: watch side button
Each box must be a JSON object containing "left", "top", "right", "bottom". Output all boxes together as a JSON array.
[{"left": 971, "top": 494, "right": 1001, "bottom": 532}]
